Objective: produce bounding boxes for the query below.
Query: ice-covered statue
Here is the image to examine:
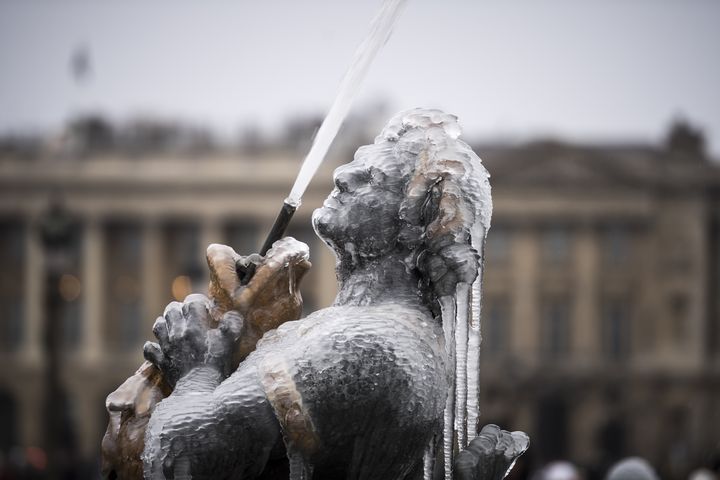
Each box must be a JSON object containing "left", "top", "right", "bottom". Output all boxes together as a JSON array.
[{"left": 102, "top": 109, "right": 529, "bottom": 480}]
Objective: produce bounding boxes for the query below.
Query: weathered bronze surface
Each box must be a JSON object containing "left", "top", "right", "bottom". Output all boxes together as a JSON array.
[{"left": 101, "top": 238, "right": 310, "bottom": 479}]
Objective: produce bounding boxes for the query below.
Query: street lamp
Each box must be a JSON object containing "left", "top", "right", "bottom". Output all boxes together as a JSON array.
[{"left": 39, "top": 199, "right": 78, "bottom": 479}]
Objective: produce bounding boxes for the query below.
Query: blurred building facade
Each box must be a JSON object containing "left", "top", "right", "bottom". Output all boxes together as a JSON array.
[
  {"left": 0, "top": 118, "right": 718, "bottom": 479},
  {"left": 478, "top": 125, "right": 720, "bottom": 480}
]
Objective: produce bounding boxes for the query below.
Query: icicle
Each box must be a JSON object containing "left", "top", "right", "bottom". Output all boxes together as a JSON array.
[
  {"left": 467, "top": 224, "right": 487, "bottom": 439},
  {"left": 443, "top": 375, "right": 455, "bottom": 480},
  {"left": 439, "top": 295, "right": 456, "bottom": 480},
  {"left": 288, "top": 450, "right": 313, "bottom": 480},
  {"left": 466, "top": 278, "right": 481, "bottom": 438},
  {"left": 423, "top": 435, "right": 436, "bottom": 480},
  {"left": 454, "top": 282, "right": 471, "bottom": 449},
  {"left": 287, "top": 261, "right": 296, "bottom": 296}
]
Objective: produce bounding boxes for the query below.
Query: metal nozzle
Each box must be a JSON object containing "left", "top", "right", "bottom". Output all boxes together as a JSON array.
[{"left": 239, "top": 201, "right": 298, "bottom": 285}]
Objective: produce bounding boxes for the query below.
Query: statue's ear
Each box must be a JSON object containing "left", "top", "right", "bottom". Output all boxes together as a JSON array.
[
  {"left": 405, "top": 172, "right": 479, "bottom": 299},
  {"left": 419, "top": 177, "right": 443, "bottom": 229},
  {"left": 423, "top": 177, "right": 472, "bottom": 251}
]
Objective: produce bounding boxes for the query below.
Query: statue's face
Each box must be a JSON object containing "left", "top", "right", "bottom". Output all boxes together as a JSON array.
[
  {"left": 313, "top": 143, "right": 410, "bottom": 261},
  {"left": 101, "top": 362, "right": 170, "bottom": 479}
]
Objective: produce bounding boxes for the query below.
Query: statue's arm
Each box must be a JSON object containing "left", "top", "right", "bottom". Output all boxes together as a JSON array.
[
  {"left": 142, "top": 295, "right": 281, "bottom": 479},
  {"left": 102, "top": 238, "right": 309, "bottom": 479}
]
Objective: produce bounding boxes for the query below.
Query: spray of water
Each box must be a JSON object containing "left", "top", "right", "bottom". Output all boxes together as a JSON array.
[{"left": 286, "top": 0, "right": 408, "bottom": 206}]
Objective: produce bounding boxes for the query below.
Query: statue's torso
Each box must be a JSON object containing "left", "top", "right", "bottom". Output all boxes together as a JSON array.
[{"left": 247, "top": 303, "right": 448, "bottom": 478}]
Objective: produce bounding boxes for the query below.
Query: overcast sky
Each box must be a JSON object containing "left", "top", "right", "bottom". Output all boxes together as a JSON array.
[{"left": 1, "top": 0, "right": 719, "bottom": 156}]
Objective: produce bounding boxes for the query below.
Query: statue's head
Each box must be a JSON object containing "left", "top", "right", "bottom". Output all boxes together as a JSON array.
[
  {"left": 313, "top": 108, "right": 492, "bottom": 302},
  {"left": 101, "top": 361, "right": 170, "bottom": 479}
]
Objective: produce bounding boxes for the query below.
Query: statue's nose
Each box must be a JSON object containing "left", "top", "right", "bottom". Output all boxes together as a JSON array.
[
  {"left": 106, "top": 389, "right": 134, "bottom": 413},
  {"left": 107, "top": 399, "right": 133, "bottom": 413}
]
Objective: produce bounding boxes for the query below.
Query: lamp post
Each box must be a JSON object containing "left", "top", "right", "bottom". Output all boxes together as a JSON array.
[{"left": 39, "top": 200, "right": 78, "bottom": 479}]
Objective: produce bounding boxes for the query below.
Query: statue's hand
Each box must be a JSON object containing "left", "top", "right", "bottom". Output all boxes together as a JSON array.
[
  {"left": 143, "top": 293, "right": 243, "bottom": 387},
  {"left": 422, "top": 243, "right": 480, "bottom": 297},
  {"left": 206, "top": 237, "right": 311, "bottom": 360},
  {"left": 206, "top": 237, "right": 310, "bottom": 315},
  {"left": 454, "top": 424, "right": 530, "bottom": 480}
]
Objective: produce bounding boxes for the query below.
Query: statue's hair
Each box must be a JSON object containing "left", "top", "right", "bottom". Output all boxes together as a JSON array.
[{"left": 378, "top": 108, "right": 492, "bottom": 310}]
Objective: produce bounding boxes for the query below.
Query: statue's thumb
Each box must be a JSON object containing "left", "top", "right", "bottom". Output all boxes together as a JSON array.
[
  {"left": 218, "top": 311, "right": 244, "bottom": 342},
  {"left": 143, "top": 341, "right": 165, "bottom": 369}
]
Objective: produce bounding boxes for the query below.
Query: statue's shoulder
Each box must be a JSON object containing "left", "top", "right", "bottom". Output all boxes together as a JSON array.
[{"left": 257, "top": 304, "right": 432, "bottom": 343}]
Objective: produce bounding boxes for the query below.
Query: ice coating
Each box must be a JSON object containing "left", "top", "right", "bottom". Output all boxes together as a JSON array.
[
  {"left": 440, "top": 295, "right": 457, "bottom": 480},
  {"left": 135, "top": 109, "right": 517, "bottom": 479},
  {"left": 377, "top": 109, "right": 462, "bottom": 142},
  {"left": 102, "top": 237, "right": 311, "bottom": 479},
  {"left": 466, "top": 224, "right": 486, "bottom": 439},
  {"left": 454, "top": 283, "right": 471, "bottom": 449},
  {"left": 454, "top": 425, "right": 530, "bottom": 480},
  {"left": 423, "top": 437, "right": 437, "bottom": 480}
]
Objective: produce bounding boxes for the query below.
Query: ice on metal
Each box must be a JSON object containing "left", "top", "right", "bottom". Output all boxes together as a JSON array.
[{"left": 133, "top": 109, "right": 506, "bottom": 479}]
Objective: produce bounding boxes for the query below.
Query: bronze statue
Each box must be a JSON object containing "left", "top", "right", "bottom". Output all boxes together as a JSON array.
[
  {"left": 102, "top": 109, "right": 528, "bottom": 480},
  {"left": 102, "top": 238, "right": 310, "bottom": 479}
]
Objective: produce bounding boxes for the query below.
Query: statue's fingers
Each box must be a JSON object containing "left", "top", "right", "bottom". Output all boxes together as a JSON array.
[
  {"left": 291, "top": 258, "right": 312, "bottom": 285},
  {"left": 183, "top": 294, "right": 210, "bottom": 318},
  {"left": 182, "top": 294, "right": 211, "bottom": 335},
  {"left": 152, "top": 316, "right": 170, "bottom": 346},
  {"left": 206, "top": 244, "right": 241, "bottom": 306},
  {"left": 143, "top": 341, "right": 165, "bottom": 368},
  {"left": 233, "top": 258, "right": 285, "bottom": 310},
  {"left": 454, "top": 447, "right": 480, "bottom": 480},
  {"left": 218, "top": 310, "right": 243, "bottom": 341},
  {"left": 163, "top": 301, "right": 184, "bottom": 339}
]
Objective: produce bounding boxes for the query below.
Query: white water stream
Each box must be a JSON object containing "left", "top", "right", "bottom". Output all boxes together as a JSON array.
[{"left": 286, "top": 0, "right": 408, "bottom": 206}]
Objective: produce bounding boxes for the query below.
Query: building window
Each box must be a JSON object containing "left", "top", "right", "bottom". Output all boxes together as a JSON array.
[
  {"left": 670, "top": 293, "right": 689, "bottom": 346},
  {"left": 601, "top": 225, "right": 631, "bottom": 267},
  {"left": 602, "top": 298, "right": 631, "bottom": 360},
  {"left": 483, "top": 298, "right": 509, "bottom": 357},
  {"left": 163, "top": 222, "right": 202, "bottom": 302},
  {"left": 541, "top": 226, "right": 572, "bottom": 265},
  {"left": 535, "top": 394, "right": 569, "bottom": 462},
  {"left": 541, "top": 298, "right": 571, "bottom": 358},
  {"left": 0, "top": 220, "right": 25, "bottom": 351},
  {"left": 485, "top": 226, "right": 511, "bottom": 265},
  {"left": 224, "top": 221, "right": 260, "bottom": 256},
  {"left": 104, "top": 222, "right": 143, "bottom": 350}
]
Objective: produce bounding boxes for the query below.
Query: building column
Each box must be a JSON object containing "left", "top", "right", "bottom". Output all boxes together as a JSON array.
[
  {"left": 23, "top": 222, "right": 44, "bottom": 365},
  {"left": 574, "top": 225, "right": 599, "bottom": 366},
  {"left": 142, "top": 220, "right": 165, "bottom": 337},
  {"left": 201, "top": 217, "right": 224, "bottom": 249},
  {"left": 512, "top": 227, "right": 539, "bottom": 366},
  {"left": 200, "top": 218, "right": 224, "bottom": 294},
  {"left": 82, "top": 218, "right": 104, "bottom": 363},
  {"left": 18, "top": 381, "right": 44, "bottom": 448}
]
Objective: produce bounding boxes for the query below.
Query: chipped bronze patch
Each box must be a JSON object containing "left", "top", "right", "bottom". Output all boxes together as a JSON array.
[{"left": 260, "top": 356, "right": 321, "bottom": 456}]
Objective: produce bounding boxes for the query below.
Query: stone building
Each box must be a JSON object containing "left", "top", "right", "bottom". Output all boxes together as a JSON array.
[
  {"left": 0, "top": 120, "right": 718, "bottom": 478},
  {"left": 478, "top": 127, "right": 720, "bottom": 479}
]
